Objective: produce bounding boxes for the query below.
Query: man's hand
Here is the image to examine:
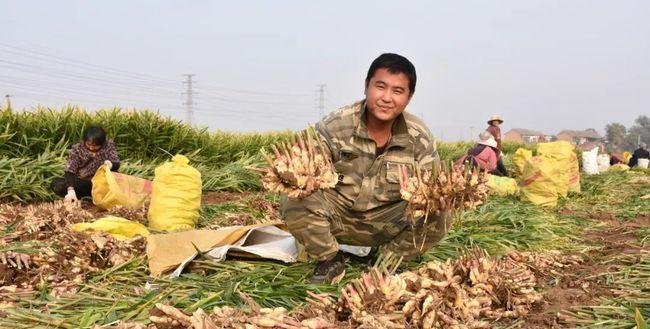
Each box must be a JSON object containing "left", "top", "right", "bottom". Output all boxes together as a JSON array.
[
  {"left": 104, "top": 160, "right": 112, "bottom": 169},
  {"left": 288, "top": 181, "right": 316, "bottom": 199},
  {"left": 64, "top": 188, "right": 78, "bottom": 203}
]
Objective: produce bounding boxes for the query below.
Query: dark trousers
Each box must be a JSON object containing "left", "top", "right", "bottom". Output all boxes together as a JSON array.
[
  {"left": 50, "top": 177, "right": 93, "bottom": 198},
  {"left": 465, "top": 156, "right": 507, "bottom": 177},
  {"left": 495, "top": 158, "right": 509, "bottom": 177}
]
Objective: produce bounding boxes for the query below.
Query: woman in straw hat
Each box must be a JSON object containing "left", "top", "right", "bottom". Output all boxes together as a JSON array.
[
  {"left": 485, "top": 115, "right": 509, "bottom": 176},
  {"left": 455, "top": 131, "right": 506, "bottom": 176}
]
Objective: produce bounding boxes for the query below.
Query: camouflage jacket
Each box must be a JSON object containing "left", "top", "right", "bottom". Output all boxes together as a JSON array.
[{"left": 315, "top": 100, "right": 438, "bottom": 212}]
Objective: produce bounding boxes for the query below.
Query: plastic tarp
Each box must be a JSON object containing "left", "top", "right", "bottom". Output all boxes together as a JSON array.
[{"left": 147, "top": 223, "right": 370, "bottom": 277}]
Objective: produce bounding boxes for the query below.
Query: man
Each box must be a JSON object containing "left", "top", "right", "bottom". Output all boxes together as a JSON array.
[
  {"left": 628, "top": 142, "right": 649, "bottom": 167},
  {"left": 281, "top": 53, "right": 451, "bottom": 284},
  {"left": 485, "top": 115, "right": 509, "bottom": 176}
]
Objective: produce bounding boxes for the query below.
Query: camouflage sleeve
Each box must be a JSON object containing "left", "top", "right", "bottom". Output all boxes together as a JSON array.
[
  {"left": 314, "top": 121, "right": 337, "bottom": 162},
  {"left": 415, "top": 129, "right": 439, "bottom": 170}
]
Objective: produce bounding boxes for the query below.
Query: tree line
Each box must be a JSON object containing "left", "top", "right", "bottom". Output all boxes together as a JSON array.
[{"left": 605, "top": 115, "right": 649, "bottom": 152}]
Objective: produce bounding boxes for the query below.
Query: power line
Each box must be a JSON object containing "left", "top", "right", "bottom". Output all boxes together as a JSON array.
[
  {"left": 0, "top": 75, "right": 179, "bottom": 103},
  {"left": 0, "top": 78, "right": 181, "bottom": 108},
  {"left": 0, "top": 58, "right": 315, "bottom": 107},
  {"left": 4, "top": 86, "right": 183, "bottom": 110},
  {"left": 0, "top": 44, "right": 322, "bottom": 124},
  {"left": 5, "top": 90, "right": 183, "bottom": 113},
  {"left": 197, "top": 82, "right": 312, "bottom": 98},
  {"left": 196, "top": 92, "right": 313, "bottom": 107},
  {"left": 0, "top": 61, "right": 180, "bottom": 96},
  {"left": 0, "top": 44, "right": 313, "bottom": 99},
  {"left": 0, "top": 43, "right": 179, "bottom": 85},
  {"left": 1, "top": 71, "right": 314, "bottom": 116}
]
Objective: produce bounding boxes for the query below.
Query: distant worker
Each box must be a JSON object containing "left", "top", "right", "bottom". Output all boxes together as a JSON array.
[
  {"left": 485, "top": 115, "right": 509, "bottom": 176},
  {"left": 628, "top": 142, "right": 649, "bottom": 167},
  {"left": 51, "top": 126, "right": 121, "bottom": 202},
  {"left": 609, "top": 153, "right": 623, "bottom": 166},
  {"left": 455, "top": 131, "right": 505, "bottom": 176}
]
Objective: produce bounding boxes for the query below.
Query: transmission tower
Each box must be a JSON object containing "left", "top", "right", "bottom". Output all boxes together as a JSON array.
[
  {"left": 316, "top": 84, "right": 326, "bottom": 119},
  {"left": 182, "top": 74, "right": 196, "bottom": 125}
]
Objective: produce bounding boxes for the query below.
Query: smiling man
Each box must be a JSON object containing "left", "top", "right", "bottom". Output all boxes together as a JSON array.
[{"left": 281, "top": 53, "right": 450, "bottom": 284}]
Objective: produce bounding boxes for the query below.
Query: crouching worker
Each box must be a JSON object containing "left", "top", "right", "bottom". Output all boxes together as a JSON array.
[
  {"left": 281, "top": 53, "right": 452, "bottom": 284},
  {"left": 455, "top": 131, "right": 505, "bottom": 176},
  {"left": 51, "top": 126, "right": 121, "bottom": 202},
  {"left": 629, "top": 142, "right": 649, "bottom": 167}
]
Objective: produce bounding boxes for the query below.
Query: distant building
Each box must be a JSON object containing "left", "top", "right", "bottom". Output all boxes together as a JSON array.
[
  {"left": 504, "top": 128, "right": 550, "bottom": 144},
  {"left": 556, "top": 129, "right": 602, "bottom": 146},
  {"left": 575, "top": 141, "right": 603, "bottom": 152}
]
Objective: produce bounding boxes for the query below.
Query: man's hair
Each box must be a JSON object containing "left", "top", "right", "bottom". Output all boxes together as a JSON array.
[
  {"left": 365, "top": 53, "right": 417, "bottom": 96},
  {"left": 82, "top": 126, "right": 107, "bottom": 146}
]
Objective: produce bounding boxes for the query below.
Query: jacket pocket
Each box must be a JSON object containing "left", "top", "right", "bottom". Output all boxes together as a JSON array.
[{"left": 375, "top": 160, "right": 413, "bottom": 202}]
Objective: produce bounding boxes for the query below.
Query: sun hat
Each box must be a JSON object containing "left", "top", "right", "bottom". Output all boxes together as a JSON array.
[
  {"left": 478, "top": 131, "right": 497, "bottom": 148},
  {"left": 487, "top": 115, "right": 504, "bottom": 125}
]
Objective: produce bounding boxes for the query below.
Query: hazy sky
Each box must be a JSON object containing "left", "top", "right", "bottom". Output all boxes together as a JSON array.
[{"left": 2, "top": 0, "right": 648, "bottom": 140}]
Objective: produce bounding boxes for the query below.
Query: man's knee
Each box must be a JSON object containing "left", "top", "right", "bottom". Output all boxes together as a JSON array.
[
  {"left": 282, "top": 198, "right": 323, "bottom": 238},
  {"left": 281, "top": 191, "right": 335, "bottom": 224},
  {"left": 280, "top": 192, "right": 340, "bottom": 260}
]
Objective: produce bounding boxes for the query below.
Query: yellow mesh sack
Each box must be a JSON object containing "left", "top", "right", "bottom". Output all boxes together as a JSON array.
[
  {"left": 519, "top": 156, "right": 568, "bottom": 207},
  {"left": 486, "top": 174, "right": 519, "bottom": 195},
  {"left": 148, "top": 155, "right": 202, "bottom": 231},
  {"left": 72, "top": 216, "right": 150, "bottom": 240},
  {"left": 622, "top": 152, "right": 632, "bottom": 165},
  {"left": 512, "top": 148, "right": 532, "bottom": 177},
  {"left": 91, "top": 163, "right": 152, "bottom": 210},
  {"left": 537, "top": 141, "right": 580, "bottom": 194}
]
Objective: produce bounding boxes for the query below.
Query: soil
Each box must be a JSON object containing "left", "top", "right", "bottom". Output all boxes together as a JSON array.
[
  {"left": 79, "top": 200, "right": 109, "bottom": 217},
  {"left": 247, "top": 194, "right": 280, "bottom": 216},
  {"left": 519, "top": 213, "right": 649, "bottom": 328},
  {"left": 200, "top": 192, "right": 280, "bottom": 228},
  {"left": 202, "top": 191, "right": 251, "bottom": 205}
]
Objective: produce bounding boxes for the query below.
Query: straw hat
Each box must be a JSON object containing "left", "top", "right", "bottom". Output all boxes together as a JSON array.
[
  {"left": 478, "top": 131, "right": 498, "bottom": 148},
  {"left": 487, "top": 115, "right": 504, "bottom": 125}
]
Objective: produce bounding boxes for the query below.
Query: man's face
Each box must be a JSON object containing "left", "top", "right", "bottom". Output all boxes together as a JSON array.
[
  {"left": 364, "top": 68, "right": 412, "bottom": 123},
  {"left": 491, "top": 120, "right": 501, "bottom": 127}
]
